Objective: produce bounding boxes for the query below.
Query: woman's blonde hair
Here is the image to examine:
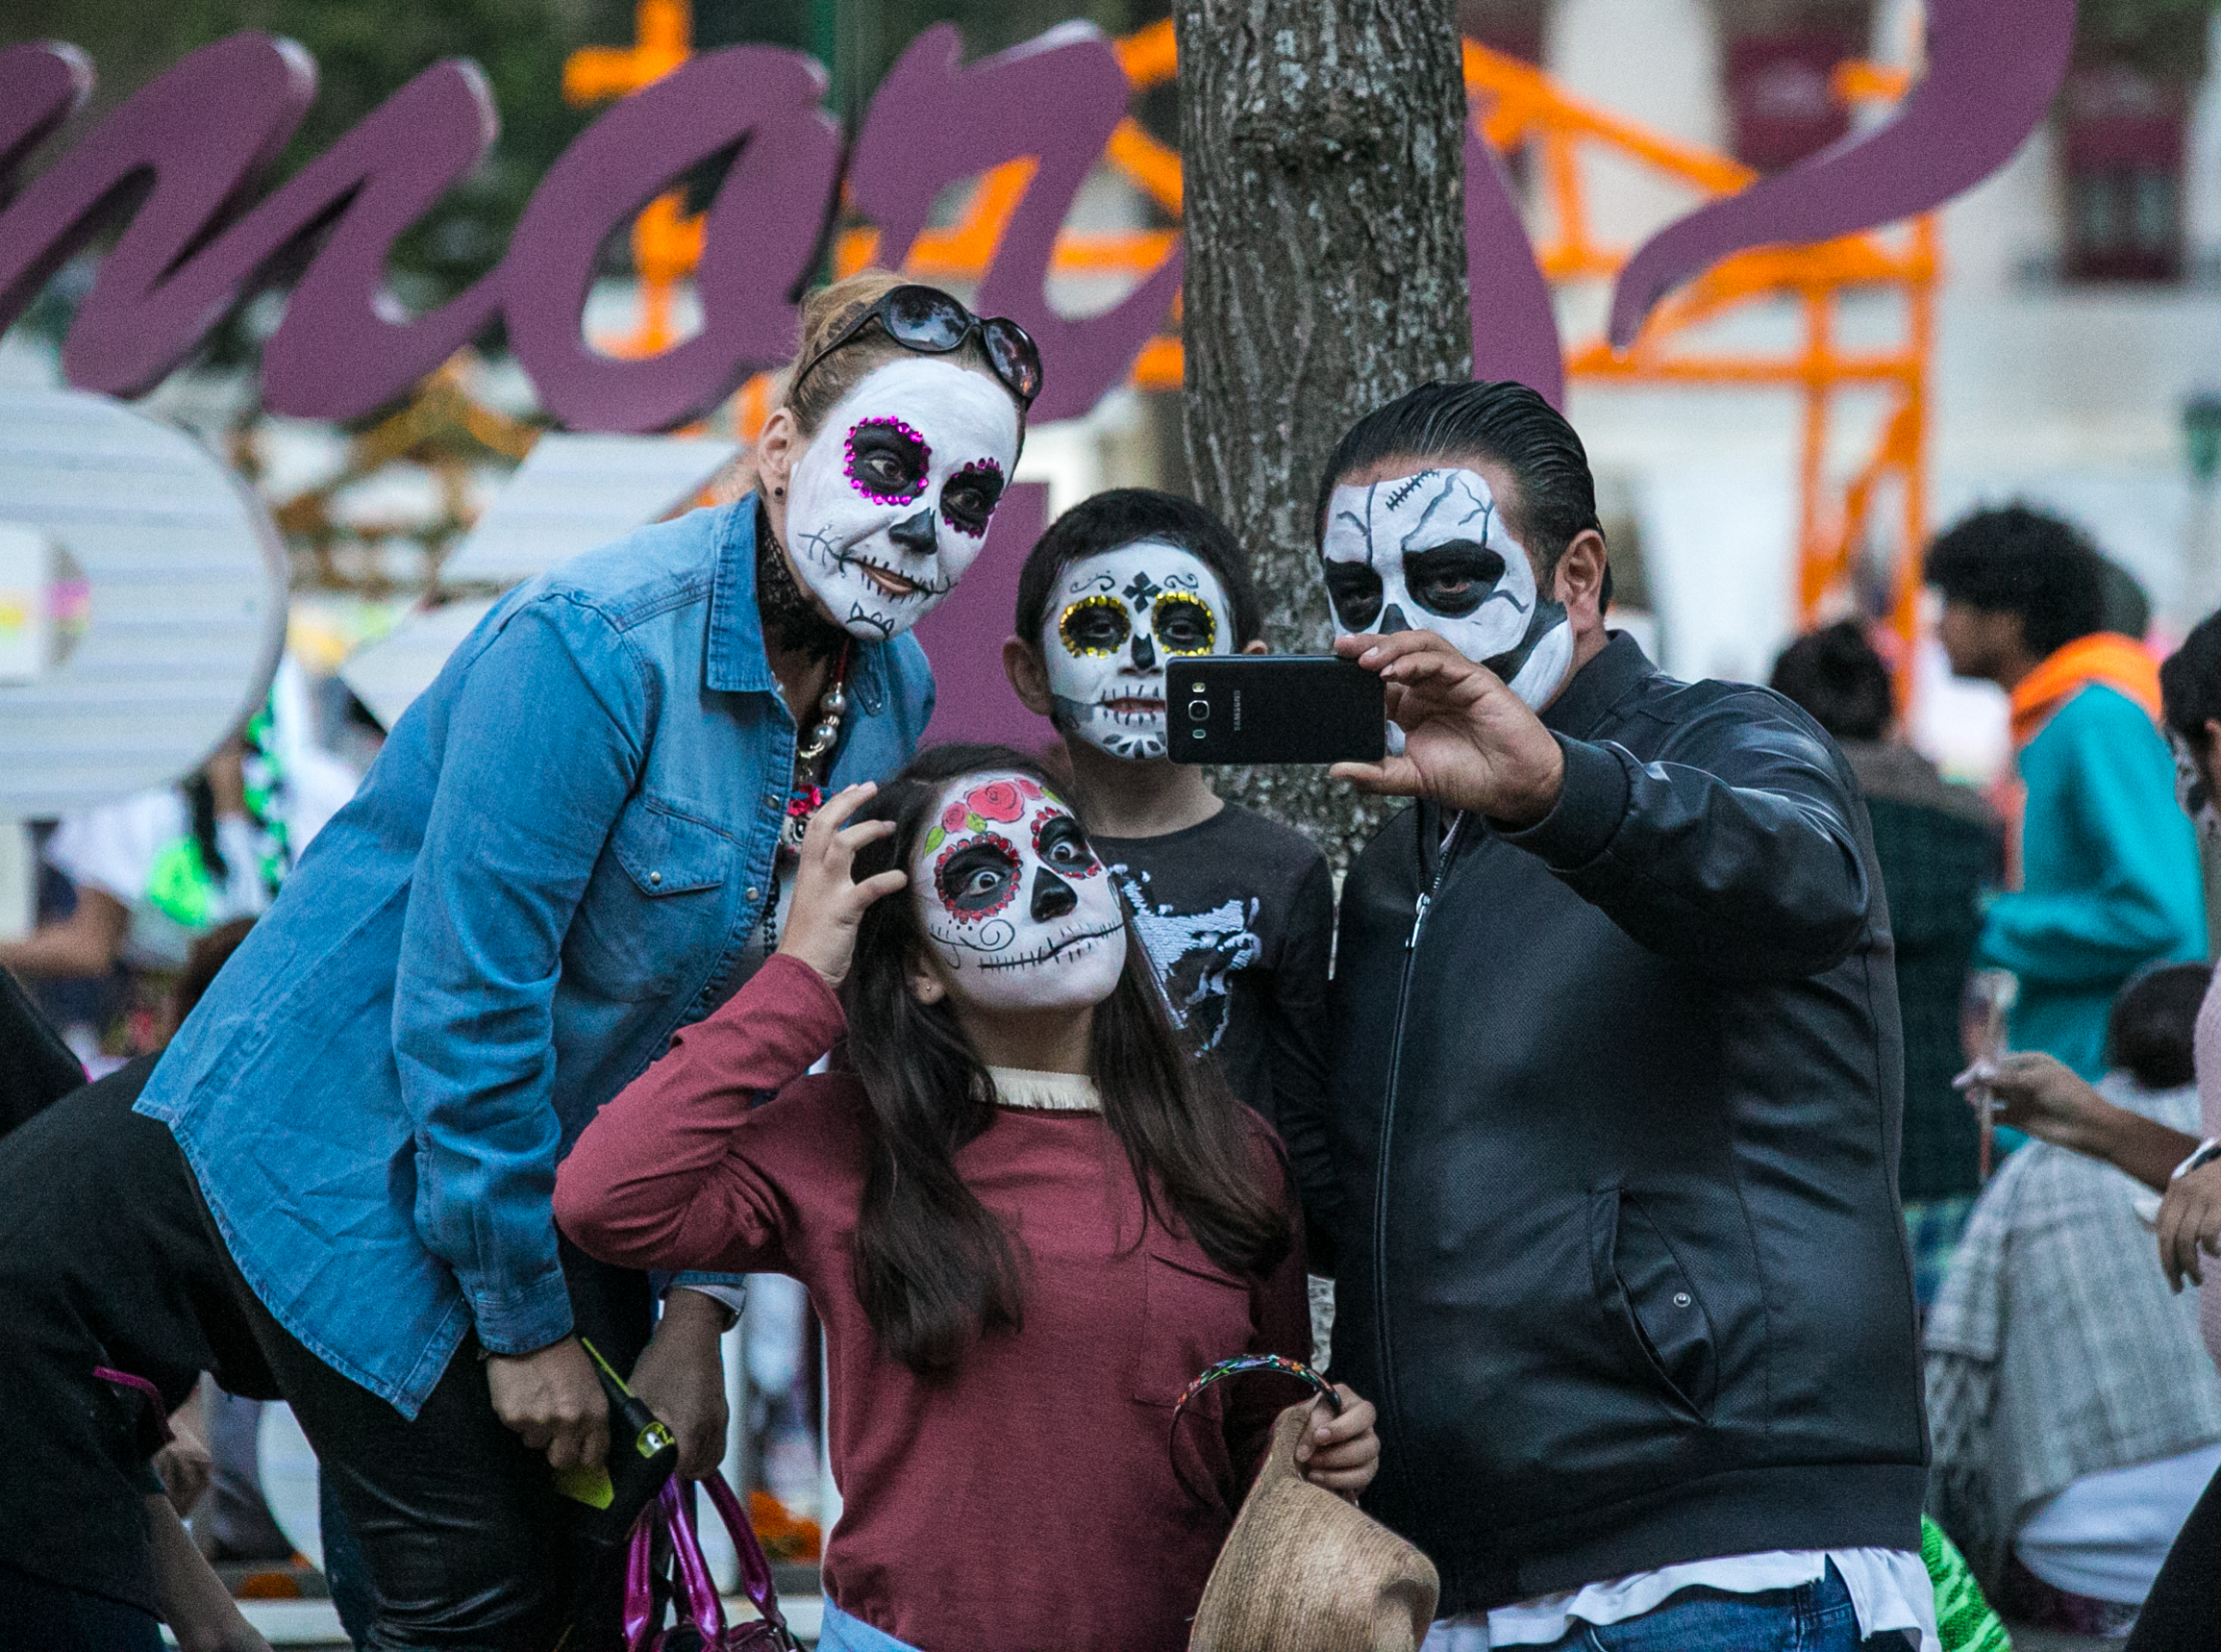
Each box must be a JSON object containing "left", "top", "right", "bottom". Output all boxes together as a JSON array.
[{"left": 781, "top": 268, "right": 1019, "bottom": 438}]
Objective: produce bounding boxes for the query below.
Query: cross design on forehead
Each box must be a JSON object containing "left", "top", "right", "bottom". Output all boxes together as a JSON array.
[{"left": 1123, "top": 571, "right": 1162, "bottom": 610}]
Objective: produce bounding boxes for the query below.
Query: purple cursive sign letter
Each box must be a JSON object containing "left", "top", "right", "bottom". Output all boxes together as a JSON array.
[
  {"left": 1609, "top": 0, "right": 2075, "bottom": 346},
  {"left": 505, "top": 47, "right": 838, "bottom": 433},
  {"left": 849, "top": 22, "right": 1182, "bottom": 425}
]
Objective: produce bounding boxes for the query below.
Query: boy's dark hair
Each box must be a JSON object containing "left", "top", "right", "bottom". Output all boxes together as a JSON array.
[
  {"left": 2108, "top": 962, "right": 2211, "bottom": 1091},
  {"left": 1314, "top": 380, "right": 1610, "bottom": 608},
  {"left": 1014, "top": 488, "right": 1262, "bottom": 648},
  {"left": 1769, "top": 621, "right": 1895, "bottom": 743},
  {"left": 1924, "top": 505, "right": 2108, "bottom": 658},
  {"left": 2161, "top": 609, "right": 2221, "bottom": 746}
]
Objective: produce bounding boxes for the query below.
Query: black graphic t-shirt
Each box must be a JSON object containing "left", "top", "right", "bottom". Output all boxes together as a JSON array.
[{"left": 1090, "top": 803, "right": 1334, "bottom": 1197}]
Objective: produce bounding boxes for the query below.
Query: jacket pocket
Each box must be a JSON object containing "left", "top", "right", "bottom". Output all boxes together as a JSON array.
[
  {"left": 562, "top": 796, "right": 736, "bottom": 1003},
  {"left": 1587, "top": 1185, "right": 1718, "bottom": 1421},
  {"left": 1132, "top": 1248, "right": 1255, "bottom": 1413}
]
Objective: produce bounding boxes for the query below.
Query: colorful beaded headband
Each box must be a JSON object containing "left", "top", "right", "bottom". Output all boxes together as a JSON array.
[{"left": 1169, "top": 1353, "right": 1343, "bottom": 1505}]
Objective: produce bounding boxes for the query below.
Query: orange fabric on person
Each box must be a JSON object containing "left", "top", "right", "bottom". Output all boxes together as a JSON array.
[
  {"left": 1991, "top": 631, "right": 2162, "bottom": 890},
  {"left": 2007, "top": 632, "right": 2162, "bottom": 749}
]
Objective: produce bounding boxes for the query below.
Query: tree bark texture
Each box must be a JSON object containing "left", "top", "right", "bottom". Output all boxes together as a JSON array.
[{"left": 1173, "top": 0, "right": 1473, "bottom": 862}]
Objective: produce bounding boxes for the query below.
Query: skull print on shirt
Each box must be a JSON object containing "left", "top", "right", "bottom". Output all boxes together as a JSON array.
[
  {"left": 1319, "top": 466, "right": 1574, "bottom": 710},
  {"left": 1044, "top": 542, "right": 1234, "bottom": 761},
  {"left": 783, "top": 356, "right": 1023, "bottom": 641},
  {"left": 914, "top": 771, "right": 1129, "bottom": 1012}
]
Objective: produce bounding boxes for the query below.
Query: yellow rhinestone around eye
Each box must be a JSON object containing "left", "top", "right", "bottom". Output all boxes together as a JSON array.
[
  {"left": 1058, "top": 592, "right": 1131, "bottom": 657},
  {"left": 1152, "top": 592, "right": 1218, "bottom": 655}
]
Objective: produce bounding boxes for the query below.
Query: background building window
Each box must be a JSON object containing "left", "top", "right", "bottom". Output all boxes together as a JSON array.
[
  {"left": 1726, "top": 29, "right": 1861, "bottom": 172},
  {"left": 2060, "top": 63, "right": 2187, "bottom": 284}
]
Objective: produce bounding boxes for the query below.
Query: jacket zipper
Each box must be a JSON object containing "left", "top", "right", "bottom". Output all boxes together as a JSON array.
[{"left": 1371, "top": 812, "right": 1463, "bottom": 1463}]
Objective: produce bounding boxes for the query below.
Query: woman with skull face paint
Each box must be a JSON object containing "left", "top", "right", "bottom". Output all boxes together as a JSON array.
[
  {"left": 558, "top": 749, "right": 1382, "bottom": 1652},
  {"left": 0, "top": 273, "right": 1033, "bottom": 1650}
]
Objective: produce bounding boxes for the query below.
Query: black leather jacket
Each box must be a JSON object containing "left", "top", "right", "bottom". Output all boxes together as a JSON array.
[{"left": 1317, "top": 635, "right": 1926, "bottom": 1614}]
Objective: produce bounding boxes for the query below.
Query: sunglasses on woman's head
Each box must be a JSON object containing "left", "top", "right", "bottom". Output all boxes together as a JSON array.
[{"left": 790, "top": 284, "right": 1043, "bottom": 410}]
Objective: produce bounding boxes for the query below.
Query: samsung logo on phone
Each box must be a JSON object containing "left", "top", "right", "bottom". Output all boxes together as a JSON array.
[{"left": 1232, "top": 691, "right": 1242, "bottom": 732}]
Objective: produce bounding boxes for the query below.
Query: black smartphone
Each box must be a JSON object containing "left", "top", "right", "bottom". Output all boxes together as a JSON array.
[{"left": 1167, "top": 656, "right": 1385, "bottom": 765}]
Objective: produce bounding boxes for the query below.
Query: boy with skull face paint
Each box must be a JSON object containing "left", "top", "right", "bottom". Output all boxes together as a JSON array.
[
  {"left": 1312, "top": 383, "right": 1934, "bottom": 1652},
  {"left": 1003, "top": 490, "right": 1337, "bottom": 1239}
]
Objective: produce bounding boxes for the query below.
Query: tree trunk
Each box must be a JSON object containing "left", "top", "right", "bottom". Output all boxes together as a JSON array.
[{"left": 1173, "top": 0, "right": 1473, "bottom": 862}]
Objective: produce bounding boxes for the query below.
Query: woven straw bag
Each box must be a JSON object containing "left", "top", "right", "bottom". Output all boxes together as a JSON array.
[{"left": 1188, "top": 1402, "right": 1439, "bottom": 1651}]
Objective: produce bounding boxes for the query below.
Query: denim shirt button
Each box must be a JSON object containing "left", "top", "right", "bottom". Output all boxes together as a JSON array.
[
  {"left": 648, "top": 871, "right": 662, "bottom": 888},
  {"left": 746, "top": 886, "right": 761, "bottom": 903}
]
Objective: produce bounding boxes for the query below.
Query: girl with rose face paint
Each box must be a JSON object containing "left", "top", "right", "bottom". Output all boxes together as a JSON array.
[{"left": 558, "top": 748, "right": 1382, "bottom": 1652}]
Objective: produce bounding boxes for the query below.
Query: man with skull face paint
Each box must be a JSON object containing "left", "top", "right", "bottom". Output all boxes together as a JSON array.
[
  {"left": 1004, "top": 490, "right": 1336, "bottom": 1220},
  {"left": 1311, "top": 383, "right": 1934, "bottom": 1651},
  {"left": 0, "top": 272, "right": 1032, "bottom": 1649}
]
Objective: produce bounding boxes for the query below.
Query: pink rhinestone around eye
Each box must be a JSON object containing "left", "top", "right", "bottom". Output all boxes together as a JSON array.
[
  {"left": 843, "top": 418, "right": 931, "bottom": 507},
  {"left": 942, "top": 456, "right": 1007, "bottom": 539}
]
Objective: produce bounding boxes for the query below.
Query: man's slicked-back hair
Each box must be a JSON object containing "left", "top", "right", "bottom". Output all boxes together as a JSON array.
[
  {"left": 1315, "top": 380, "right": 1604, "bottom": 594},
  {"left": 1924, "top": 505, "right": 2108, "bottom": 659},
  {"left": 1015, "top": 488, "right": 1263, "bottom": 648}
]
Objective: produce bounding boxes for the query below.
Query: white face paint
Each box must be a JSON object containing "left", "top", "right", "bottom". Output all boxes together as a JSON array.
[
  {"left": 1319, "top": 465, "right": 1574, "bottom": 710},
  {"left": 2171, "top": 730, "right": 2221, "bottom": 843},
  {"left": 783, "top": 356, "right": 1023, "bottom": 640},
  {"left": 914, "top": 771, "right": 1129, "bottom": 1013},
  {"left": 1042, "top": 541, "right": 1233, "bottom": 762}
]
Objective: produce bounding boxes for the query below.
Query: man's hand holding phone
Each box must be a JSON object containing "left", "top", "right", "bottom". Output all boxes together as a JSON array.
[{"left": 1329, "top": 631, "right": 1565, "bottom": 827}]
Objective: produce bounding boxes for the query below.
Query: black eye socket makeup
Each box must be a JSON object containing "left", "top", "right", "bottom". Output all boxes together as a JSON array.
[
  {"left": 1405, "top": 540, "right": 1506, "bottom": 618},
  {"left": 1060, "top": 594, "right": 1133, "bottom": 656},
  {"left": 1323, "top": 562, "right": 1385, "bottom": 630},
  {"left": 1033, "top": 813, "right": 1099, "bottom": 875},
  {"left": 939, "top": 461, "right": 1007, "bottom": 538},
  {"left": 844, "top": 418, "right": 931, "bottom": 505},
  {"left": 1151, "top": 593, "right": 1218, "bottom": 656},
  {"left": 936, "top": 838, "right": 1021, "bottom": 919}
]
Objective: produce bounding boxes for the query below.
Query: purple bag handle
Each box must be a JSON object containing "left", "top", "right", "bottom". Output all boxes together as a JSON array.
[
  {"left": 623, "top": 1472, "right": 795, "bottom": 1652},
  {"left": 701, "top": 1468, "right": 793, "bottom": 1641}
]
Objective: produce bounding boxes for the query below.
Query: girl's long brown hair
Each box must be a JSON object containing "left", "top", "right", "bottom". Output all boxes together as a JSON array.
[{"left": 842, "top": 744, "right": 1291, "bottom": 1377}]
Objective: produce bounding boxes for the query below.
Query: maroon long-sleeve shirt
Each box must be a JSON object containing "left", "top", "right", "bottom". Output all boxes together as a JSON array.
[{"left": 555, "top": 954, "right": 1310, "bottom": 1651}]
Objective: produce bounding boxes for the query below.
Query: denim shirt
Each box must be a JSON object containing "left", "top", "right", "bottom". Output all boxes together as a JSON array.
[{"left": 137, "top": 499, "right": 934, "bottom": 1415}]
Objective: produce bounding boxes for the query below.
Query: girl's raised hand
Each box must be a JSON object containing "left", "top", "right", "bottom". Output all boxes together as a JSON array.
[
  {"left": 776, "top": 784, "right": 907, "bottom": 987},
  {"left": 1292, "top": 1383, "right": 1381, "bottom": 1504}
]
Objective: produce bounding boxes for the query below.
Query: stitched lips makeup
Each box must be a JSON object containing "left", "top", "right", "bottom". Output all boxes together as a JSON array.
[
  {"left": 914, "top": 772, "right": 1129, "bottom": 1012},
  {"left": 781, "top": 355, "right": 1022, "bottom": 641}
]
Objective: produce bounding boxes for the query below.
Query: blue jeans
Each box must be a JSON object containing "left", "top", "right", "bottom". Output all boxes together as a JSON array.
[
  {"left": 1519, "top": 1564, "right": 1911, "bottom": 1651},
  {"left": 817, "top": 1600, "right": 922, "bottom": 1652}
]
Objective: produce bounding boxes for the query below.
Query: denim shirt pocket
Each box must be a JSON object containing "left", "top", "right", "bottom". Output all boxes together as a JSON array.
[{"left": 562, "top": 795, "right": 736, "bottom": 1004}]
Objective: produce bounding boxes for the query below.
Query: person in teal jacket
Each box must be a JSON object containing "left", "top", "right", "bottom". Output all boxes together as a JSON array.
[{"left": 1930, "top": 505, "right": 2207, "bottom": 1080}]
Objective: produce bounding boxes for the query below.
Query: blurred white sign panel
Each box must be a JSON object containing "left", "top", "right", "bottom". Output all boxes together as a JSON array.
[
  {"left": 441, "top": 432, "right": 738, "bottom": 584},
  {"left": 0, "top": 522, "right": 54, "bottom": 685},
  {"left": 341, "top": 432, "right": 738, "bottom": 728},
  {"left": 0, "top": 389, "right": 288, "bottom": 819}
]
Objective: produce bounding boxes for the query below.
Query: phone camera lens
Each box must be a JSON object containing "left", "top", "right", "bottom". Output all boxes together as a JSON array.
[{"left": 1187, "top": 700, "right": 1210, "bottom": 721}]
